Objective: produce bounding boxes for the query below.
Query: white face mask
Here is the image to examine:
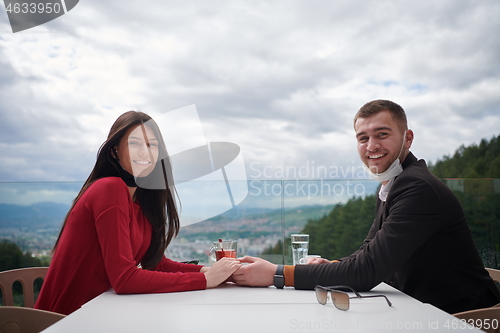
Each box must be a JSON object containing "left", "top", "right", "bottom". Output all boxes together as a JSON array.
[{"left": 366, "top": 131, "right": 406, "bottom": 182}]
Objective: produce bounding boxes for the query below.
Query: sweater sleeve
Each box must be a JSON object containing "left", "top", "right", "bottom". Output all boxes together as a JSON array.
[
  {"left": 154, "top": 257, "right": 204, "bottom": 273},
  {"left": 90, "top": 178, "right": 207, "bottom": 294}
]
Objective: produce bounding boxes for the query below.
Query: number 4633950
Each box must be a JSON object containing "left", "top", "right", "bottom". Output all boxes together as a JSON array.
[
  {"left": 444, "top": 318, "right": 498, "bottom": 330},
  {"left": 5, "top": 2, "right": 63, "bottom": 14}
]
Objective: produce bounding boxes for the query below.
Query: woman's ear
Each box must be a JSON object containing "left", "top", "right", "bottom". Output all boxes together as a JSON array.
[{"left": 111, "top": 147, "right": 118, "bottom": 160}]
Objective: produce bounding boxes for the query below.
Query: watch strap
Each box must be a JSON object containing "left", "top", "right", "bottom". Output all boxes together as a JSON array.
[{"left": 274, "top": 265, "right": 284, "bottom": 289}]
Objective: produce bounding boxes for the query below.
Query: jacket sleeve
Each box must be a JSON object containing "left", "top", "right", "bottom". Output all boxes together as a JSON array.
[
  {"left": 90, "top": 179, "right": 207, "bottom": 294},
  {"left": 294, "top": 174, "right": 446, "bottom": 291}
]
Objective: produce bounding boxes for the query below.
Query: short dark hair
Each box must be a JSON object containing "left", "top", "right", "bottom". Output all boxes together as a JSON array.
[{"left": 354, "top": 100, "right": 408, "bottom": 132}]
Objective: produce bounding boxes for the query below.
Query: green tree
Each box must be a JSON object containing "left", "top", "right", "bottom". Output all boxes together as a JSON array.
[
  {"left": 262, "top": 238, "right": 291, "bottom": 255},
  {"left": 431, "top": 135, "right": 500, "bottom": 178},
  {"left": 302, "top": 195, "right": 376, "bottom": 259},
  {"left": 0, "top": 239, "right": 46, "bottom": 272}
]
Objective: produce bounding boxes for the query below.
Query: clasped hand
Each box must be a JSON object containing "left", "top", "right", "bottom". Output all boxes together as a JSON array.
[
  {"left": 231, "top": 256, "right": 331, "bottom": 287},
  {"left": 204, "top": 256, "right": 331, "bottom": 288}
]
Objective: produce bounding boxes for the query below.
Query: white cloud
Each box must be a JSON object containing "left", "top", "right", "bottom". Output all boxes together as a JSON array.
[{"left": 0, "top": 0, "right": 499, "bottom": 184}]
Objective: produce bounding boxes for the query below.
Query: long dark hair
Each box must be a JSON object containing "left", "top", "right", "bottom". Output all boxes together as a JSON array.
[{"left": 53, "top": 111, "right": 180, "bottom": 270}]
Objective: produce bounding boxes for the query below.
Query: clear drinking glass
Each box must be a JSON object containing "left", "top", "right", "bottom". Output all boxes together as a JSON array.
[{"left": 291, "top": 234, "right": 309, "bottom": 265}]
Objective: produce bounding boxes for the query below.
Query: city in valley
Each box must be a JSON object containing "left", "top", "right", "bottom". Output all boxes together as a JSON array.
[{"left": 0, "top": 202, "right": 334, "bottom": 265}]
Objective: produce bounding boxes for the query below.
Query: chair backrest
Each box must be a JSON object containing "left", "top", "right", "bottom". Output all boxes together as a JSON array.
[
  {"left": 0, "top": 306, "right": 65, "bottom": 333},
  {"left": 487, "top": 268, "right": 500, "bottom": 283},
  {"left": 453, "top": 307, "right": 500, "bottom": 333},
  {"left": 487, "top": 268, "right": 500, "bottom": 297},
  {"left": 0, "top": 267, "right": 49, "bottom": 307}
]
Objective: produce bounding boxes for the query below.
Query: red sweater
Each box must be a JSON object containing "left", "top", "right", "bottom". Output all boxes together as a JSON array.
[{"left": 34, "top": 177, "right": 206, "bottom": 315}]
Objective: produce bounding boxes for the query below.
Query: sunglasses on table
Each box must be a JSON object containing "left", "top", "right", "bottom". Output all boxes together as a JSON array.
[{"left": 314, "top": 285, "right": 392, "bottom": 311}]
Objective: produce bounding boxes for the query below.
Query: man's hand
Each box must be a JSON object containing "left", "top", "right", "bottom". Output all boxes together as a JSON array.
[
  {"left": 204, "top": 257, "right": 241, "bottom": 289},
  {"left": 306, "top": 257, "right": 331, "bottom": 265},
  {"left": 232, "top": 256, "right": 277, "bottom": 287}
]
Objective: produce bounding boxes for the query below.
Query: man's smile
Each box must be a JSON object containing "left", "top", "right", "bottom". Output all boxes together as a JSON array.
[{"left": 367, "top": 153, "right": 387, "bottom": 159}]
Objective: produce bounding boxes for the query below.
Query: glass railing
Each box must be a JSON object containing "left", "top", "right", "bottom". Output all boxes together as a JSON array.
[{"left": 0, "top": 179, "right": 499, "bottom": 269}]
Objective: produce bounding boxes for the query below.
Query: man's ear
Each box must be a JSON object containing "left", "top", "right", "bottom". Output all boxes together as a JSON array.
[{"left": 405, "top": 129, "right": 414, "bottom": 149}]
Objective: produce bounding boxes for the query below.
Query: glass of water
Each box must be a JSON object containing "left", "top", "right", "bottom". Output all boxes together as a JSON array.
[{"left": 291, "top": 234, "right": 309, "bottom": 265}]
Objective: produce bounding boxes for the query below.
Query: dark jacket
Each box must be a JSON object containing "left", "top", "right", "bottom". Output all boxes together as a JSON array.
[{"left": 294, "top": 152, "right": 500, "bottom": 313}]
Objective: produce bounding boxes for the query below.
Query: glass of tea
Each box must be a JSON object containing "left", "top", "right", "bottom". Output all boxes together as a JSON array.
[{"left": 209, "top": 239, "right": 237, "bottom": 261}]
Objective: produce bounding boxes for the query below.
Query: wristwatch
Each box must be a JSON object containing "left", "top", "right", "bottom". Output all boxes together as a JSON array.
[{"left": 274, "top": 265, "right": 284, "bottom": 289}]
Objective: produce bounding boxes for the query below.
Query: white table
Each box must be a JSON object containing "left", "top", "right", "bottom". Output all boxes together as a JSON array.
[{"left": 42, "top": 283, "right": 483, "bottom": 332}]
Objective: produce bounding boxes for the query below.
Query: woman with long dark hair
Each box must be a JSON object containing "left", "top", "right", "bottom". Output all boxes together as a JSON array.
[{"left": 35, "top": 111, "right": 240, "bottom": 315}]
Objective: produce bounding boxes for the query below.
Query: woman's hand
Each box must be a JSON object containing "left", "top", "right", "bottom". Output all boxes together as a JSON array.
[
  {"left": 231, "top": 256, "right": 276, "bottom": 287},
  {"left": 204, "top": 258, "right": 242, "bottom": 289}
]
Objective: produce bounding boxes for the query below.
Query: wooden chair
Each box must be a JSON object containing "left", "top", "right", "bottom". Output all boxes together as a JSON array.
[
  {"left": 487, "top": 268, "right": 500, "bottom": 283},
  {"left": 452, "top": 269, "right": 500, "bottom": 333},
  {"left": 0, "top": 267, "right": 48, "bottom": 307},
  {"left": 453, "top": 307, "right": 500, "bottom": 333},
  {"left": 487, "top": 267, "right": 500, "bottom": 300},
  {"left": 0, "top": 306, "right": 65, "bottom": 333}
]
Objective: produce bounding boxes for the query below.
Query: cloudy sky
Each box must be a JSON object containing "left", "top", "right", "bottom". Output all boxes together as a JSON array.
[{"left": 1, "top": 0, "right": 500, "bottom": 186}]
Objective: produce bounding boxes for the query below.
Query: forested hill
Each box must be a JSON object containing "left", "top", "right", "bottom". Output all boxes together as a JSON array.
[{"left": 429, "top": 134, "right": 500, "bottom": 178}]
